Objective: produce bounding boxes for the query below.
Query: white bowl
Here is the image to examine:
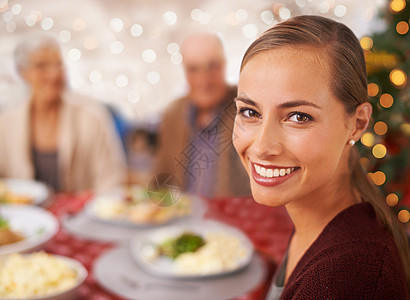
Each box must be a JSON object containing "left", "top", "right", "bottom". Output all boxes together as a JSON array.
[{"left": 0, "top": 254, "right": 88, "bottom": 300}]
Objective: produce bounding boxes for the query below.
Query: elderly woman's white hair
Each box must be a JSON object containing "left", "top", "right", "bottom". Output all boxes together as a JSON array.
[{"left": 13, "top": 32, "right": 61, "bottom": 76}]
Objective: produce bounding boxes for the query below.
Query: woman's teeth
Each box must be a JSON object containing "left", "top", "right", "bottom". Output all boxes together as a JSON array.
[{"left": 254, "top": 165, "right": 297, "bottom": 178}]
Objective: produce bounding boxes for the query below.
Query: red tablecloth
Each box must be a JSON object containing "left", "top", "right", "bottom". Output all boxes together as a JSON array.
[{"left": 43, "top": 193, "right": 293, "bottom": 300}]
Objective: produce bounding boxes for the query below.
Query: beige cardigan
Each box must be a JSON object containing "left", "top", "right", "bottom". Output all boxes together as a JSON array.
[
  {"left": 0, "top": 92, "right": 126, "bottom": 193},
  {"left": 155, "top": 86, "right": 251, "bottom": 198}
]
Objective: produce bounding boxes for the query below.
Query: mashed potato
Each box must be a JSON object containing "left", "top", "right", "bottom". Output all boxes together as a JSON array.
[
  {"left": 173, "top": 231, "right": 248, "bottom": 275},
  {"left": 0, "top": 252, "right": 79, "bottom": 298}
]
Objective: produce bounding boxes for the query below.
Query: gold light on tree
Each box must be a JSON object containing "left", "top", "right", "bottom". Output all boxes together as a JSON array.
[
  {"left": 361, "top": 132, "right": 376, "bottom": 147},
  {"left": 367, "top": 83, "right": 379, "bottom": 97},
  {"left": 398, "top": 209, "right": 410, "bottom": 223},
  {"left": 374, "top": 121, "right": 388, "bottom": 135},
  {"left": 396, "top": 21, "right": 409, "bottom": 35},
  {"left": 386, "top": 193, "right": 399, "bottom": 206},
  {"left": 389, "top": 69, "right": 407, "bottom": 88},
  {"left": 372, "top": 144, "right": 387, "bottom": 159},
  {"left": 389, "top": 0, "right": 406, "bottom": 13},
  {"left": 379, "top": 93, "right": 394, "bottom": 108}
]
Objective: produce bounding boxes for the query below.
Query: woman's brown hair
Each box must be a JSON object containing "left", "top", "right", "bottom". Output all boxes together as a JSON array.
[{"left": 241, "top": 15, "right": 410, "bottom": 288}]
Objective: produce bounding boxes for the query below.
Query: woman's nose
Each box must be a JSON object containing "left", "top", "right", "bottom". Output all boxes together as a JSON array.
[{"left": 250, "top": 119, "right": 283, "bottom": 159}]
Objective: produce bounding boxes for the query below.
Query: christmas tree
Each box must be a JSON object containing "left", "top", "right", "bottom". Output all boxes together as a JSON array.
[{"left": 358, "top": 0, "right": 410, "bottom": 225}]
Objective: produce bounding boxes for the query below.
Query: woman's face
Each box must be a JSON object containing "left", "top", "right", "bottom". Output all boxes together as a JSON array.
[
  {"left": 22, "top": 47, "right": 65, "bottom": 103},
  {"left": 233, "top": 47, "right": 354, "bottom": 208}
]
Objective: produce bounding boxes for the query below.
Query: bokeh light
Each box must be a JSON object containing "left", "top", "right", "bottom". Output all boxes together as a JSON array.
[
  {"left": 374, "top": 121, "right": 388, "bottom": 135},
  {"left": 163, "top": 11, "right": 177, "bottom": 26},
  {"left": 170, "top": 53, "right": 182, "bottom": 64},
  {"left": 261, "top": 10, "right": 274, "bottom": 24},
  {"left": 147, "top": 71, "right": 160, "bottom": 84},
  {"left": 386, "top": 193, "right": 399, "bottom": 206},
  {"left": 73, "top": 19, "right": 87, "bottom": 31},
  {"left": 89, "top": 70, "right": 102, "bottom": 83},
  {"left": 142, "top": 49, "right": 156, "bottom": 63},
  {"left": 128, "top": 90, "right": 140, "bottom": 104},
  {"left": 236, "top": 9, "right": 248, "bottom": 22},
  {"left": 115, "top": 74, "right": 128, "bottom": 88},
  {"left": 68, "top": 48, "right": 81, "bottom": 61},
  {"left": 372, "top": 144, "right": 387, "bottom": 159},
  {"left": 3, "top": 11, "right": 12, "bottom": 22},
  {"left": 41, "top": 17, "right": 54, "bottom": 31},
  {"left": 400, "top": 123, "right": 410, "bottom": 135},
  {"left": 379, "top": 93, "right": 394, "bottom": 108},
  {"left": 167, "top": 42, "right": 179, "bottom": 55},
  {"left": 389, "top": 69, "right": 407, "bottom": 88},
  {"left": 109, "top": 18, "right": 124, "bottom": 32},
  {"left": 83, "top": 37, "right": 98, "bottom": 50},
  {"left": 130, "top": 24, "right": 143, "bottom": 37},
  {"left": 334, "top": 5, "right": 347, "bottom": 18},
  {"left": 398, "top": 209, "right": 410, "bottom": 223},
  {"left": 360, "top": 37, "right": 373, "bottom": 50},
  {"left": 11, "top": 4, "right": 22, "bottom": 15},
  {"left": 390, "top": 0, "right": 406, "bottom": 13},
  {"left": 279, "top": 7, "right": 291, "bottom": 20},
  {"left": 367, "top": 83, "right": 379, "bottom": 97},
  {"left": 110, "top": 41, "right": 124, "bottom": 54},
  {"left": 371, "top": 171, "right": 386, "bottom": 186},
  {"left": 58, "top": 30, "right": 71, "bottom": 43},
  {"left": 242, "top": 24, "right": 258, "bottom": 38},
  {"left": 361, "top": 132, "right": 375, "bottom": 147},
  {"left": 396, "top": 21, "right": 409, "bottom": 35},
  {"left": 25, "top": 14, "right": 37, "bottom": 27}
]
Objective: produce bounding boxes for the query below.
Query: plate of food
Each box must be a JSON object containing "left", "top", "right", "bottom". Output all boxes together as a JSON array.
[
  {"left": 84, "top": 185, "right": 205, "bottom": 228},
  {"left": 130, "top": 220, "right": 254, "bottom": 279},
  {"left": 0, "top": 251, "right": 87, "bottom": 300},
  {"left": 0, "top": 178, "right": 50, "bottom": 205},
  {"left": 0, "top": 205, "right": 59, "bottom": 256}
]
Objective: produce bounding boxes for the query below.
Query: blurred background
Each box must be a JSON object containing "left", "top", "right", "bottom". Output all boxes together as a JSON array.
[{"left": 0, "top": 0, "right": 409, "bottom": 223}]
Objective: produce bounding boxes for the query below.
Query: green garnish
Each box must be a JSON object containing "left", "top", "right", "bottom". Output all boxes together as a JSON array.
[{"left": 158, "top": 232, "right": 205, "bottom": 259}]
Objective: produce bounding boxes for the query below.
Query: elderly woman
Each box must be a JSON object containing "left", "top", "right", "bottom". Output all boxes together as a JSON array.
[
  {"left": 233, "top": 15, "right": 409, "bottom": 298},
  {"left": 0, "top": 33, "right": 126, "bottom": 192}
]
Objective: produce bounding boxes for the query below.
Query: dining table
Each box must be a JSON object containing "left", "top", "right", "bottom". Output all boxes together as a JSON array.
[{"left": 42, "top": 192, "right": 294, "bottom": 300}]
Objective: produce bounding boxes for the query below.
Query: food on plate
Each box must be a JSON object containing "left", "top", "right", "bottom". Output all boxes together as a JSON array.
[
  {"left": 145, "top": 230, "right": 249, "bottom": 276},
  {"left": 173, "top": 231, "right": 249, "bottom": 275},
  {"left": 158, "top": 232, "right": 205, "bottom": 259},
  {"left": 0, "top": 181, "right": 33, "bottom": 204},
  {"left": 0, "top": 215, "right": 24, "bottom": 246},
  {"left": 91, "top": 186, "right": 191, "bottom": 224},
  {"left": 0, "top": 252, "right": 79, "bottom": 298}
]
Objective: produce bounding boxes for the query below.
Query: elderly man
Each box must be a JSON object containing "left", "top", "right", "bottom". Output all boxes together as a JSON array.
[{"left": 155, "top": 32, "right": 250, "bottom": 198}]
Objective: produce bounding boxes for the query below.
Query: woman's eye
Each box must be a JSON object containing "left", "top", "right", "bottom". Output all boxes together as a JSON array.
[
  {"left": 238, "top": 108, "right": 261, "bottom": 119},
  {"left": 288, "top": 112, "right": 312, "bottom": 123}
]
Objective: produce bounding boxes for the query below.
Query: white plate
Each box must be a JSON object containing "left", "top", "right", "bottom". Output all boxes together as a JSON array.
[
  {"left": 2, "top": 178, "right": 50, "bottom": 205},
  {"left": 0, "top": 205, "right": 59, "bottom": 256},
  {"left": 130, "top": 220, "right": 254, "bottom": 279},
  {"left": 84, "top": 193, "right": 206, "bottom": 229},
  {"left": 93, "top": 246, "right": 266, "bottom": 300},
  {"left": 0, "top": 254, "right": 87, "bottom": 300}
]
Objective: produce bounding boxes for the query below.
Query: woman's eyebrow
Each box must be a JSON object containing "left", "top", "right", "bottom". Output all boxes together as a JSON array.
[
  {"left": 234, "top": 94, "right": 262, "bottom": 110},
  {"left": 276, "top": 100, "right": 322, "bottom": 110}
]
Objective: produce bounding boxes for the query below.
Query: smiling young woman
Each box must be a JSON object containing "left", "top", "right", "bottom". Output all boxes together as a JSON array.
[{"left": 233, "top": 15, "right": 410, "bottom": 299}]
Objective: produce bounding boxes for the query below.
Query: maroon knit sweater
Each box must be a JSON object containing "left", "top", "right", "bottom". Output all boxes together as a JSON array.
[{"left": 281, "top": 202, "right": 409, "bottom": 299}]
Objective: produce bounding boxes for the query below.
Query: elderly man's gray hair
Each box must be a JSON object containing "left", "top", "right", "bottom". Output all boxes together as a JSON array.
[{"left": 13, "top": 33, "right": 61, "bottom": 75}]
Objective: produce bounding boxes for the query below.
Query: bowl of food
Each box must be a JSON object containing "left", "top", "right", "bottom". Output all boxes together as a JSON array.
[
  {"left": 0, "top": 252, "right": 87, "bottom": 300},
  {"left": 130, "top": 220, "right": 254, "bottom": 279}
]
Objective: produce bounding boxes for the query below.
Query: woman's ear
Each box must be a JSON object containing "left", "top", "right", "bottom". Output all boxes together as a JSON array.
[{"left": 350, "top": 102, "right": 372, "bottom": 141}]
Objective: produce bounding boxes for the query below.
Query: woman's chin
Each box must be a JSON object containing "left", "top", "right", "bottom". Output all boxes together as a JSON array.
[{"left": 251, "top": 192, "right": 287, "bottom": 207}]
